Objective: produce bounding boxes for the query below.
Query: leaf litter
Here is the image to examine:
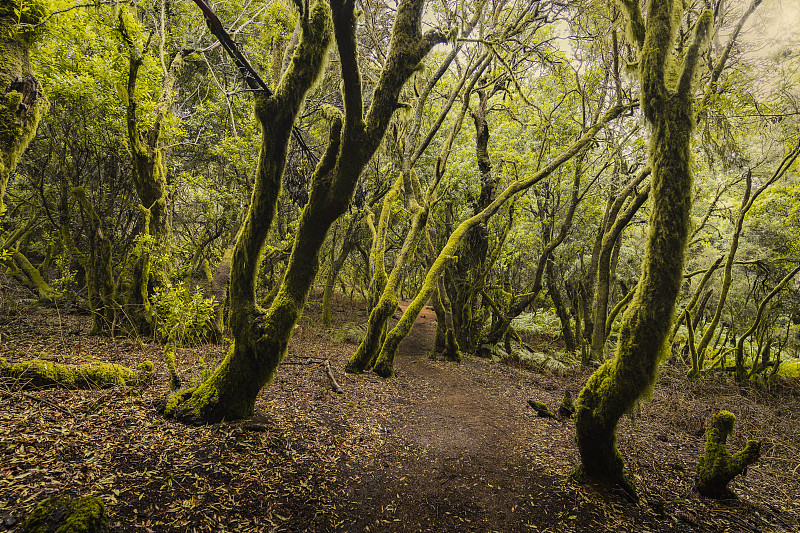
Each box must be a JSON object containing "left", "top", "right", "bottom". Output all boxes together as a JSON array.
[{"left": 0, "top": 296, "right": 798, "bottom": 532}]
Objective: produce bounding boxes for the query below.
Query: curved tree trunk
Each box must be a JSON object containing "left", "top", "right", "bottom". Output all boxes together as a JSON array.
[
  {"left": 115, "top": 12, "right": 188, "bottom": 334},
  {"left": 735, "top": 265, "right": 800, "bottom": 380},
  {"left": 589, "top": 174, "right": 651, "bottom": 361},
  {"left": 167, "top": 0, "right": 447, "bottom": 423},
  {"left": 574, "top": 0, "right": 712, "bottom": 498},
  {"left": 371, "top": 103, "right": 632, "bottom": 377}
]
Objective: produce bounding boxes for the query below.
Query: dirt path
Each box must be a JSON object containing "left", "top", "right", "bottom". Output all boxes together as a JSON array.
[{"left": 339, "top": 303, "right": 589, "bottom": 531}]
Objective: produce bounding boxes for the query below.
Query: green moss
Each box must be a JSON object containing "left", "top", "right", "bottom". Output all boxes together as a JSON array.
[
  {"left": 1, "top": 359, "right": 153, "bottom": 389},
  {"left": 696, "top": 411, "right": 761, "bottom": 498},
  {"left": 574, "top": 1, "right": 712, "bottom": 498},
  {"left": 558, "top": 391, "right": 575, "bottom": 419},
  {"left": 163, "top": 343, "right": 180, "bottom": 391},
  {"left": 24, "top": 495, "right": 109, "bottom": 533},
  {"left": 0, "top": 0, "right": 49, "bottom": 214}
]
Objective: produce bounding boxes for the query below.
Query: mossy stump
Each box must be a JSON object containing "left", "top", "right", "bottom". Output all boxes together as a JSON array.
[
  {"left": 24, "top": 495, "right": 109, "bottom": 533},
  {"left": 696, "top": 411, "right": 761, "bottom": 499},
  {"left": 558, "top": 391, "right": 575, "bottom": 419}
]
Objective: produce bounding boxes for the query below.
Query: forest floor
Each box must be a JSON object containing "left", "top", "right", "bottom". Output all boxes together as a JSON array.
[{"left": 1, "top": 293, "right": 800, "bottom": 532}]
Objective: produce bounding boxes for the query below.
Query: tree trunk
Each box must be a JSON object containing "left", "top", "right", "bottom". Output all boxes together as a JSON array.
[
  {"left": 372, "top": 103, "right": 632, "bottom": 376},
  {"left": 0, "top": 1, "right": 48, "bottom": 215},
  {"left": 1, "top": 358, "right": 154, "bottom": 389},
  {"left": 166, "top": 0, "right": 446, "bottom": 423},
  {"left": 574, "top": 0, "right": 711, "bottom": 498},
  {"left": 116, "top": 13, "right": 188, "bottom": 334},
  {"left": 546, "top": 258, "right": 577, "bottom": 352},
  {"left": 589, "top": 171, "right": 650, "bottom": 361}
]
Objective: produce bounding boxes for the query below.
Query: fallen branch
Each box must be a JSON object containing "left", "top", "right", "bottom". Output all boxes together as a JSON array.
[
  {"left": 0, "top": 357, "right": 154, "bottom": 390},
  {"left": 325, "top": 359, "right": 343, "bottom": 394}
]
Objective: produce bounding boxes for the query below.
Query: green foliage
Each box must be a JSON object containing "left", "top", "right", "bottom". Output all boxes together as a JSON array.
[
  {"left": 151, "top": 281, "right": 215, "bottom": 346},
  {"left": 334, "top": 323, "right": 366, "bottom": 345},
  {"left": 190, "top": 357, "right": 215, "bottom": 388},
  {"left": 511, "top": 311, "right": 562, "bottom": 338}
]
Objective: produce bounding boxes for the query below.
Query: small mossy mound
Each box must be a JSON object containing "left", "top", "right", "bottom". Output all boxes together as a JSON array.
[
  {"left": 0, "top": 357, "right": 154, "bottom": 389},
  {"left": 527, "top": 399, "right": 555, "bottom": 418},
  {"left": 24, "top": 495, "right": 109, "bottom": 533},
  {"left": 696, "top": 410, "right": 761, "bottom": 499}
]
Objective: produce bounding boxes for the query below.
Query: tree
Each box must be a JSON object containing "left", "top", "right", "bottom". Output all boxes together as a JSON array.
[
  {"left": 573, "top": 0, "right": 712, "bottom": 498},
  {"left": 165, "top": 0, "right": 447, "bottom": 423},
  {"left": 0, "top": 0, "right": 48, "bottom": 216},
  {"left": 370, "top": 101, "right": 632, "bottom": 377}
]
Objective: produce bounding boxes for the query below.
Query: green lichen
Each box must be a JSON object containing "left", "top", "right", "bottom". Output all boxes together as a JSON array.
[
  {"left": 23, "top": 495, "right": 109, "bottom": 533},
  {"left": 696, "top": 411, "right": 761, "bottom": 499}
]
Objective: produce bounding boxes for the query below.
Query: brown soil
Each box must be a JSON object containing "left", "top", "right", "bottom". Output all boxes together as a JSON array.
[{"left": 1, "top": 294, "right": 799, "bottom": 532}]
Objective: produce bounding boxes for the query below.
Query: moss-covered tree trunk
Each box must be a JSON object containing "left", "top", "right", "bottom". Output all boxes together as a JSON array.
[
  {"left": 573, "top": 0, "right": 711, "bottom": 498},
  {"left": 688, "top": 143, "right": 800, "bottom": 375},
  {"left": 349, "top": 5, "right": 488, "bottom": 368},
  {"left": 0, "top": 0, "right": 48, "bottom": 216},
  {"left": 322, "top": 213, "right": 363, "bottom": 325},
  {"left": 166, "top": 0, "right": 447, "bottom": 423},
  {"left": 546, "top": 258, "right": 577, "bottom": 352},
  {"left": 346, "top": 177, "right": 408, "bottom": 373},
  {"left": 115, "top": 12, "right": 188, "bottom": 333},
  {"left": 484, "top": 151, "right": 596, "bottom": 349},
  {"left": 696, "top": 411, "right": 760, "bottom": 498},
  {"left": 1, "top": 357, "right": 154, "bottom": 389},
  {"left": 735, "top": 265, "right": 800, "bottom": 380},
  {"left": 72, "top": 186, "right": 115, "bottom": 334},
  {"left": 588, "top": 171, "right": 651, "bottom": 361},
  {"left": 448, "top": 92, "right": 494, "bottom": 353}
]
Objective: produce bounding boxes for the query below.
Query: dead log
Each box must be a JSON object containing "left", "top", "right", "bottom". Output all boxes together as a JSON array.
[{"left": 0, "top": 357, "right": 154, "bottom": 390}]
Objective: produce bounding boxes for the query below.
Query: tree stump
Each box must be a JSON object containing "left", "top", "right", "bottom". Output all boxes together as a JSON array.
[{"left": 696, "top": 411, "right": 761, "bottom": 498}]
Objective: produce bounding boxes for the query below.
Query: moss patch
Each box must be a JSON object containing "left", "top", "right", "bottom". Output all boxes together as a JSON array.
[
  {"left": 23, "top": 495, "right": 109, "bottom": 533},
  {"left": 696, "top": 411, "right": 761, "bottom": 499}
]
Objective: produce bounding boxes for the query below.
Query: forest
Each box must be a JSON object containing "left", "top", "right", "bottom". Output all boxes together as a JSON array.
[{"left": 1, "top": 0, "right": 799, "bottom": 530}]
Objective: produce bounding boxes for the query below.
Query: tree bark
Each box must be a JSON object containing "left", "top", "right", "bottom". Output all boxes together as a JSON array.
[
  {"left": 372, "top": 103, "right": 633, "bottom": 377},
  {"left": 0, "top": 0, "right": 48, "bottom": 215}
]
